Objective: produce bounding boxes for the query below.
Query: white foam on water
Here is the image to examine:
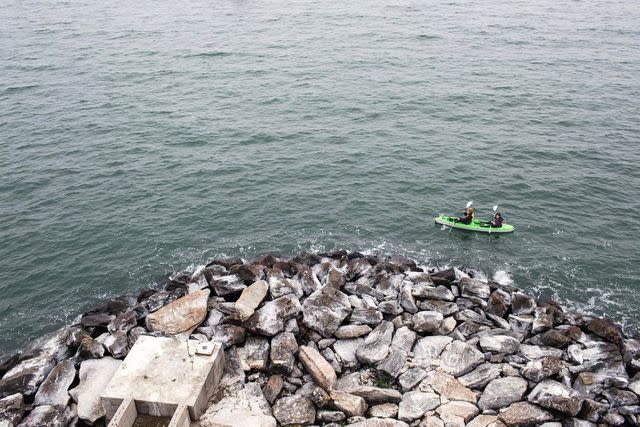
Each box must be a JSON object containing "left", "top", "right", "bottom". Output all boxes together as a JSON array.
[{"left": 493, "top": 270, "right": 514, "bottom": 286}]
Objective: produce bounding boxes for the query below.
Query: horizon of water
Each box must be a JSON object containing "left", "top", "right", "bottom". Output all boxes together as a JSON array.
[{"left": 1, "top": 0, "right": 640, "bottom": 357}]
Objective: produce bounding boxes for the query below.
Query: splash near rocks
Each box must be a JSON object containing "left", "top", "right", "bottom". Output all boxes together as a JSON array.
[{"left": 1, "top": 251, "right": 639, "bottom": 426}]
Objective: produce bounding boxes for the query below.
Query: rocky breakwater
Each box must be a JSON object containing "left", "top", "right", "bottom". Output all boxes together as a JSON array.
[{"left": 2, "top": 251, "right": 640, "bottom": 426}]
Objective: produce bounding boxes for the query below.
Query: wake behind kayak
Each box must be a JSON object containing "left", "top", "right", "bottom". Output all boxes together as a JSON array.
[{"left": 435, "top": 215, "right": 515, "bottom": 233}]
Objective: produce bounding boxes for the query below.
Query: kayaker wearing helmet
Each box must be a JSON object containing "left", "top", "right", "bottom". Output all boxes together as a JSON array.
[
  {"left": 458, "top": 207, "right": 474, "bottom": 224},
  {"left": 491, "top": 212, "right": 503, "bottom": 228}
]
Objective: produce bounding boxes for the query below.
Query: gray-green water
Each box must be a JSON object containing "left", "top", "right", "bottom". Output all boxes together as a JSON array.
[{"left": 1, "top": 0, "right": 639, "bottom": 357}]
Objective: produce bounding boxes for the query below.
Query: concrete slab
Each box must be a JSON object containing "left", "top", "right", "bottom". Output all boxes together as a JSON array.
[{"left": 101, "top": 336, "right": 224, "bottom": 421}]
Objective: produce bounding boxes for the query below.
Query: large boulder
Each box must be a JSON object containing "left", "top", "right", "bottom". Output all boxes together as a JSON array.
[
  {"left": 0, "top": 355, "right": 55, "bottom": 397},
  {"left": 299, "top": 346, "right": 337, "bottom": 392},
  {"left": 412, "top": 336, "right": 453, "bottom": 368},
  {"left": 302, "top": 286, "right": 352, "bottom": 337},
  {"left": 33, "top": 359, "right": 76, "bottom": 407},
  {"left": 521, "top": 356, "right": 564, "bottom": 382},
  {"left": 527, "top": 379, "right": 586, "bottom": 416},
  {"left": 210, "top": 274, "right": 246, "bottom": 296},
  {"left": 497, "top": 401, "right": 553, "bottom": 426},
  {"left": 270, "top": 332, "right": 298, "bottom": 374},
  {"left": 199, "top": 382, "right": 276, "bottom": 427},
  {"left": 272, "top": 395, "right": 316, "bottom": 425},
  {"left": 348, "top": 386, "right": 402, "bottom": 404},
  {"left": 427, "top": 370, "right": 477, "bottom": 403},
  {"left": 244, "top": 295, "right": 301, "bottom": 336},
  {"left": 397, "top": 391, "right": 440, "bottom": 421},
  {"left": 329, "top": 390, "right": 367, "bottom": 417},
  {"left": 69, "top": 357, "right": 122, "bottom": 424},
  {"left": 479, "top": 335, "right": 520, "bottom": 354},
  {"left": 0, "top": 393, "right": 24, "bottom": 426},
  {"left": 587, "top": 318, "right": 623, "bottom": 344},
  {"left": 436, "top": 401, "right": 480, "bottom": 425},
  {"left": 477, "top": 377, "right": 528, "bottom": 410},
  {"left": 440, "top": 340, "right": 485, "bottom": 377},
  {"left": 412, "top": 311, "right": 444, "bottom": 333},
  {"left": 145, "top": 289, "right": 209, "bottom": 334},
  {"left": 356, "top": 321, "right": 394, "bottom": 364},
  {"left": 235, "top": 280, "right": 269, "bottom": 321},
  {"left": 458, "top": 363, "right": 503, "bottom": 389},
  {"left": 14, "top": 404, "right": 74, "bottom": 427},
  {"left": 333, "top": 339, "right": 363, "bottom": 370}
]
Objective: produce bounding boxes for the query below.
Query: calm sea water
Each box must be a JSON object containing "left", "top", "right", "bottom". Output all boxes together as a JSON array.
[{"left": 1, "top": 0, "right": 639, "bottom": 356}]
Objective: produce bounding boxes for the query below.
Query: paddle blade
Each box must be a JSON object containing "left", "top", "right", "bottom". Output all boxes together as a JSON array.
[
  {"left": 466, "top": 201, "right": 473, "bottom": 208},
  {"left": 493, "top": 204, "right": 498, "bottom": 212}
]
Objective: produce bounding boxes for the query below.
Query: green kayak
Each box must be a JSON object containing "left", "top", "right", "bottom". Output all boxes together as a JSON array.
[{"left": 434, "top": 215, "right": 515, "bottom": 233}]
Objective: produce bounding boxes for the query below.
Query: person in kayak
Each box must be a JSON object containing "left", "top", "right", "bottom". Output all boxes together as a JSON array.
[
  {"left": 458, "top": 207, "right": 474, "bottom": 224},
  {"left": 491, "top": 212, "right": 503, "bottom": 228}
]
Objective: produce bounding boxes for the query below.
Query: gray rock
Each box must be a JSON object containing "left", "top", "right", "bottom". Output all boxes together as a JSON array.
[
  {"left": 522, "top": 356, "right": 564, "bottom": 382},
  {"left": 211, "top": 274, "right": 246, "bottom": 296},
  {"left": 334, "top": 325, "right": 372, "bottom": 339},
  {"left": 412, "top": 284, "right": 455, "bottom": 301},
  {"left": 399, "top": 284, "right": 418, "bottom": 314},
  {"left": 497, "top": 401, "right": 553, "bottom": 426},
  {"left": 398, "top": 367, "right": 428, "bottom": 392},
  {"left": 479, "top": 335, "right": 520, "bottom": 354},
  {"left": 427, "top": 370, "right": 477, "bottom": 403},
  {"left": 458, "top": 362, "right": 503, "bottom": 389},
  {"left": 412, "top": 311, "right": 444, "bottom": 333},
  {"left": 461, "top": 279, "right": 491, "bottom": 300},
  {"left": 417, "top": 300, "right": 459, "bottom": 316},
  {"left": 0, "top": 393, "right": 24, "bottom": 426},
  {"left": 263, "top": 375, "right": 284, "bottom": 404},
  {"left": 317, "top": 409, "right": 346, "bottom": 422},
  {"left": 378, "top": 300, "right": 403, "bottom": 315},
  {"left": 477, "top": 376, "right": 528, "bottom": 410},
  {"left": 440, "top": 340, "right": 484, "bottom": 377},
  {"left": 107, "top": 310, "right": 138, "bottom": 334},
  {"left": 299, "top": 346, "right": 337, "bottom": 392},
  {"left": 369, "top": 403, "right": 398, "bottom": 418},
  {"left": 528, "top": 379, "right": 585, "bottom": 416},
  {"left": 270, "top": 331, "right": 298, "bottom": 374},
  {"left": 349, "top": 385, "right": 402, "bottom": 404},
  {"left": 329, "top": 390, "right": 368, "bottom": 417},
  {"left": 235, "top": 280, "right": 269, "bottom": 321},
  {"left": 519, "top": 344, "right": 563, "bottom": 360},
  {"left": 270, "top": 277, "right": 304, "bottom": 299},
  {"left": 272, "top": 395, "right": 316, "bottom": 425},
  {"left": 103, "top": 332, "right": 129, "bottom": 359},
  {"left": 509, "top": 314, "right": 534, "bottom": 335},
  {"left": 200, "top": 382, "right": 275, "bottom": 427},
  {"left": 33, "top": 359, "right": 76, "bottom": 407},
  {"left": 78, "top": 335, "right": 105, "bottom": 359},
  {"left": 15, "top": 404, "right": 73, "bottom": 427},
  {"left": 603, "top": 387, "right": 639, "bottom": 407},
  {"left": 438, "top": 318, "right": 457, "bottom": 334},
  {"left": 244, "top": 336, "right": 270, "bottom": 371},
  {"left": 486, "top": 290, "right": 511, "bottom": 317},
  {"left": 377, "top": 348, "right": 406, "bottom": 378},
  {"left": 397, "top": 391, "right": 440, "bottom": 421},
  {"left": 349, "top": 418, "right": 409, "bottom": 427},
  {"left": 145, "top": 289, "right": 209, "bottom": 335},
  {"left": 351, "top": 308, "right": 384, "bottom": 325},
  {"left": 454, "top": 309, "right": 493, "bottom": 326},
  {"left": 413, "top": 336, "right": 453, "bottom": 368},
  {"left": 532, "top": 307, "right": 554, "bottom": 334},
  {"left": 197, "top": 324, "right": 246, "bottom": 348},
  {"left": 69, "top": 357, "right": 122, "bottom": 424},
  {"left": 0, "top": 355, "right": 55, "bottom": 397},
  {"left": 356, "top": 321, "right": 393, "bottom": 364},
  {"left": 511, "top": 292, "right": 537, "bottom": 315},
  {"left": 391, "top": 326, "right": 417, "bottom": 354},
  {"left": 333, "top": 339, "right": 362, "bottom": 369},
  {"left": 302, "top": 286, "right": 352, "bottom": 337},
  {"left": 245, "top": 294, "right": 301, "bottom": 336},
  {"left": 437, "top": 400, "right": 480, "bottom": 424}
]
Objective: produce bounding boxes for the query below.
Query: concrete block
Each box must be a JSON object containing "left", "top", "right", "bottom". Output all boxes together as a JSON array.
[{"left": 101, "top": 336, "right": 225, "bottom": 421}]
